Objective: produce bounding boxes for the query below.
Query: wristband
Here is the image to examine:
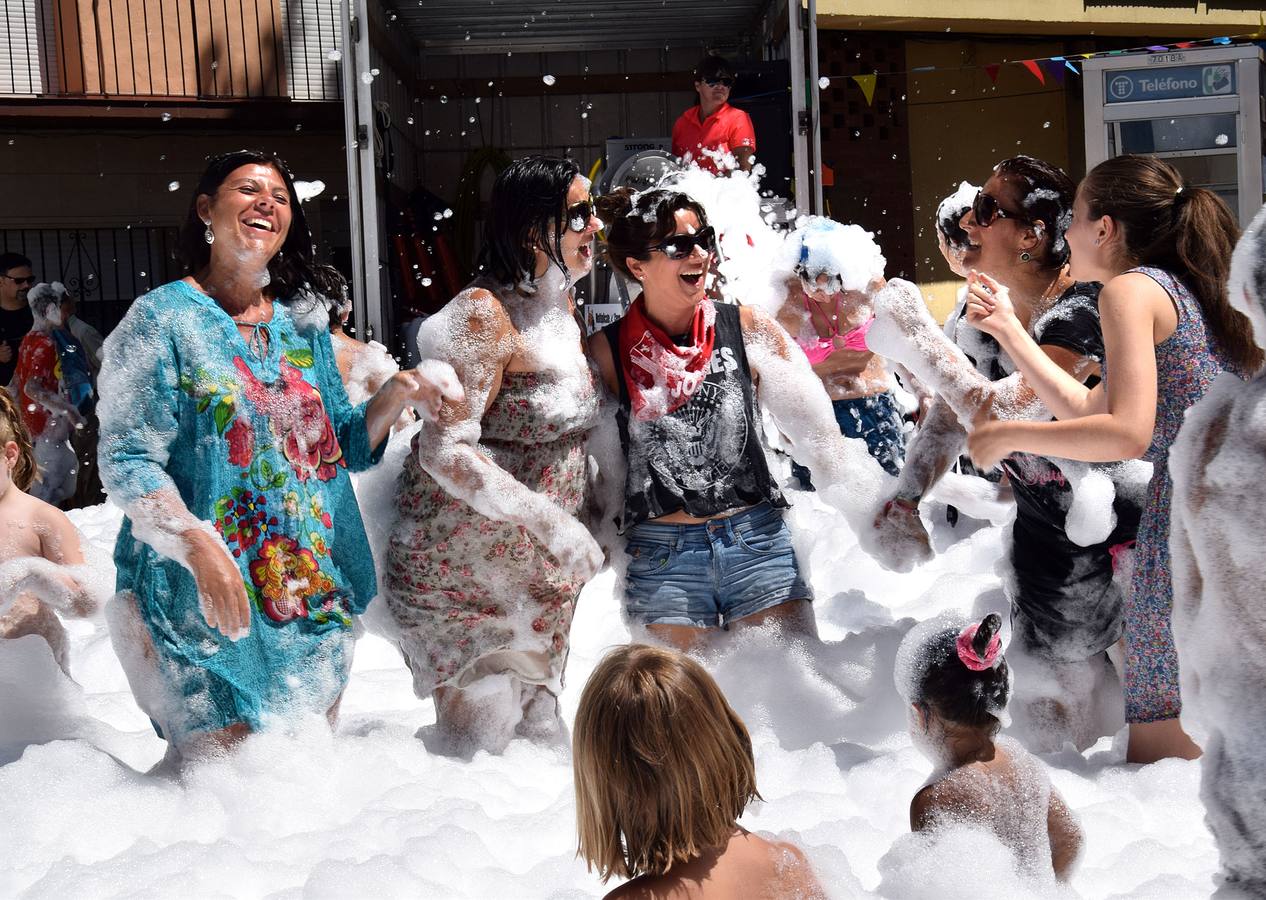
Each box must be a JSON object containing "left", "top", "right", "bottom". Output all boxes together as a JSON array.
[{"left": 885, "top": 495, "right": 920, "bottom": 514}]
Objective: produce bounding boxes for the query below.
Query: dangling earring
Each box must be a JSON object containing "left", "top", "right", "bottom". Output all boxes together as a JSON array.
[
  {"left": 203, "top": 221, "right": 215, "bottom": 245},
  {"left": 1019, "top": 251, "right": 1032, "bottom": 262},
  {"left": 1093, "top": 238, "right": 1101, "bottom": 246}
]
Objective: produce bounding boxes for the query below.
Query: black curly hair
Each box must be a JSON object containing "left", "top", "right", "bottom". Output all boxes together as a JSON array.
[{"left": 915, "top": 613, "right": 1011, "bottom": 734}]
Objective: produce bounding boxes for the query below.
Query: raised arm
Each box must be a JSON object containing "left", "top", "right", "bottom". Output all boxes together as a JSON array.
[
  {"left": 963, "top": 272, "right": 1104, "bottom": 422},
  {"left": 967, "top": 274, "right": 1163, "bottom": 468},
  {"left": 414, "top": 289, "right": 602, "bottom": 579},
  {"left": 97, "top": 296, "right": 249, "bottom": 640}
]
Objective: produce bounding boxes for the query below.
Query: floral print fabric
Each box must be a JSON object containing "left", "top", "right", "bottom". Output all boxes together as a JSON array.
[
  {"left": 101, "top": 280, "right": 384, "bottom": 736},
  {"left": 385, "top": 370, "right": 596, "bottom": 697}
]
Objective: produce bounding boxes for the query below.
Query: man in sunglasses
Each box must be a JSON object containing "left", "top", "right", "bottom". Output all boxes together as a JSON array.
[
  {"left": 671, "top": 54, "right": 756, "bottom": 176},
  {"left": 0, "top": 252, "right": 35, "bottom": 387}
]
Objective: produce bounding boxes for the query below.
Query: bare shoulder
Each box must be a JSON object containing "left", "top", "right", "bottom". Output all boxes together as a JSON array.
[
  {"left": 420, "top": 286, "right": 517, "bottom": 377},
  {"left": 911, "top": 771, "right": 981, "bottom": 830},
  {"left": 1100, "top": 272, "right": 1172, "bottom": 316},
  {"left": 739, "top": 303, "right": 773, "bottom": 331},
  {"left": 764, "top": 838, "right": 826, "bottom": 899},
  {"left": 31, "top": 497, "right": 83, "bottom": 564},
  {"left": 450, "top": 286, "right": 514, "bottom": 335},
  {"left": 602, "top": 874, "right": 668, "bottom": 900}
]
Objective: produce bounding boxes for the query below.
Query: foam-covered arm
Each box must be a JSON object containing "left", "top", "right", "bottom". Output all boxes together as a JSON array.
[
  {"left": 98, "top": 294, "right": 248, "bottom": 637},
  {"left": 869, "top": 279, "right": 1046, "bottom": 427},
  {"left": 893, "top": 394, "right": 965, "bottom": 502},
  {"left": 98, "top": 297, "right": 210, "bottom": 551},
  {"left": 414, "top": 290, "right": 602, "bottom": 579},
  {"left": 741, "top": 306, "right": 891, "bottom": 533}
]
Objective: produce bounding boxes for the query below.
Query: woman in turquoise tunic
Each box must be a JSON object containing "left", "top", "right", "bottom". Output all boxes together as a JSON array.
[{"left": 99, "top": 150, "right": 449, "bottom": 759}]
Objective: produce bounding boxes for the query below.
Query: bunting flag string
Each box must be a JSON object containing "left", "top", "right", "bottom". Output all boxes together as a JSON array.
[
  {"left": 827, "top": 30, "right": 1263, "bottom": 103},
  {"left": 850, "top": 73, "right": 878, "bottom": 105}
]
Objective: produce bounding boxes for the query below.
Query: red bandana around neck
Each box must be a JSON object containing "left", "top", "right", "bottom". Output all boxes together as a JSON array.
[{"left": 619, "top": 296, "right": 717, "bottom": 421}]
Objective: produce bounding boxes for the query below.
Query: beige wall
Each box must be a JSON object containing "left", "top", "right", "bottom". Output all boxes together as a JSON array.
[
  {"left": 903, "top": 39, "right": 1073, "bottom": 321},
  {"left": 818, "top": 1, "right": 1262, "bottom": 36}
]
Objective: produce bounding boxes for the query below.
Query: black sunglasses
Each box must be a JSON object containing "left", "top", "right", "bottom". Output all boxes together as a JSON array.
[
  {"left": 1, "top": 274, "right": 36, "bottom": 285},
  {"left": 565, "top": 199, "right": 596, "bottom": 233},
  {"left": 647, "top": 226, "right": 717, "bottom": 261},
  {"left": 703, "top": 76, "right": 734, "bottom": 88},
  {"left": 972, "top": 191, "right": 1028, "bottom": 228}
]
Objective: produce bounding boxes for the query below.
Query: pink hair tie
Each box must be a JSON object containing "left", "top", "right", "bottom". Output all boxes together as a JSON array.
[{"left": 956, "top": 623, "right": 1002, "bottom": 672}]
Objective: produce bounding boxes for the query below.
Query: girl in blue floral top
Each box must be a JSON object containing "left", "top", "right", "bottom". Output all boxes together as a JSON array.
[{"left": 98, "top": 150, "right": 450, "bottom": 760}]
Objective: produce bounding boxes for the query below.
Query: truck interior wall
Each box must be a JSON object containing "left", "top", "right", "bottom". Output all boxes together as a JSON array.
[{"left": 412, "top": 47, "right": 701, "bottom": 203}]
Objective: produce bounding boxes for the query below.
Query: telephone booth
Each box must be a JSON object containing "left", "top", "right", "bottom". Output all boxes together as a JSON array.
[{"left": 1083, "top": 44, "right": 1264, "bottom": 226}]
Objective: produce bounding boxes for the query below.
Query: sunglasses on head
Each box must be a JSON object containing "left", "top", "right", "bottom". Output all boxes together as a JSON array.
[
  {"left": 972, "top": 191, "right": 1028, "bottom": 228},
  {"left": 703, "top": 76, "right": 734, "bottom": 88},
  {"left": 648, "top": 226, "right": 717, "bottom": 261},
  {"left": 2, "top": 274, "right": 36, "bottom": 285},
  {"left": 565, "top": 199, "right": 596, "bottom": 233}
]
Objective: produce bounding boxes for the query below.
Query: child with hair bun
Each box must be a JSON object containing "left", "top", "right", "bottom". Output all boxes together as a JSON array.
[
  {"left": 897, "top": 613, "right": 1083, "bottom": 881},
  {"left": 0, "top": 387, "right": 95, "bottom": 674},
  {"left": 573, "top": 644, "right": 826, "bottom": 899}
]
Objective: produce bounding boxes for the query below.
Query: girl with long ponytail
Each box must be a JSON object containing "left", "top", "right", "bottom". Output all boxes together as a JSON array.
[{"left": 963, "top": 155, "right": 1259, "bottom": 764}]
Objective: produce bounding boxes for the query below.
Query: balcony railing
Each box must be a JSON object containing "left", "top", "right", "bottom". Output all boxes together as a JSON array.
[
  {"left": 1, "top": 0, "right": 341, "bottom": 100},
  {"left": 0, "top": 226, "right": 182, "bottom": 335}
]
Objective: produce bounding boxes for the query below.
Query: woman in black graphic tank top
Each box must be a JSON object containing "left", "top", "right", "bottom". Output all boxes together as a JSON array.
[{"left": 589, "top": 188, "right": 892, "bottom": 650}]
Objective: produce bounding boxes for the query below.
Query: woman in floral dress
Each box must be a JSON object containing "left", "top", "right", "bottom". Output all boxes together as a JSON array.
[
  {"left": 98, "top": 150, "right": 448, "bottom": 761},
  {"left": 385, "top": 156, "right": 604, "bottom": 755}
]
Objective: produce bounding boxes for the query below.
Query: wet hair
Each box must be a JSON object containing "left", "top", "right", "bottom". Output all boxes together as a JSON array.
[
  {"left": 0, "top": 388, "right": 39, "bottom": 492},
  {"left": 914, "top": 613, "right": 1010, "bottom": 734},
  {"left": 26, "top": 282, "right": 66, "bottom": 321},
  {"left": 936, "top": 192, "right": 973, "bottom": 256},
  {"left": 476, "top": 155, "right": 581, "bottom": 287},
  {"left": 177, "top": 149, "right": 346, "bottom": 302},
  {"left": 596, "top": 188, "right": 710, "bottom": 281},
  {"left": 0, "top": 252, "right": 31, "bottom": 275},
  {"left": 1081, "top": 155, "right": 1262, "bottom": 373},
  {"left": 574, "top": 644, "right": 760, "bottom": 882},
  {"left": 992, "top": 156, "right": 1076, "bottom": 269},
  {"left": 694, "top": 54, "right": 735, "bottom": 84}
]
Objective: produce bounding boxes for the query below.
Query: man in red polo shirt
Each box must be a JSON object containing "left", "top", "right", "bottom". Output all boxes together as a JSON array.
[{"left": 671, "top": 55, "right": 756, "bottom": 175}]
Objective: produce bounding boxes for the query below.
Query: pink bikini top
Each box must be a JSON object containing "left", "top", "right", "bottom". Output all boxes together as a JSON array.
[{"left": 795, "top": 292, "right": 874, "bottom": 365}]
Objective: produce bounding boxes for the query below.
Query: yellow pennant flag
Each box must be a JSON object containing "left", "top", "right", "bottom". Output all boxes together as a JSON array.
[{"left": 851, "top": 73, "right": 878, "bottom": 106}]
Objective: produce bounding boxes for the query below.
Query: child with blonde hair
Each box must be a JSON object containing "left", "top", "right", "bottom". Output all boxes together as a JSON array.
[
  {"left": 896, "top": 613, "right": 1083, "bottom": 881},
  {"left": 0, "top": 388, "right": 94, "bottom": 674},
  {"left": 573, "top": 644, "right": 825, "bottom": 899}
]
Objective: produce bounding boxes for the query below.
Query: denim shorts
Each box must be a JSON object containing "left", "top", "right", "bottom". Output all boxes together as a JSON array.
[
  {"left": 622, "top": 503, "right": 812, "bottom": 628},
  {"left": 793, "top": 391, "right": 906, "bottom": 488}
]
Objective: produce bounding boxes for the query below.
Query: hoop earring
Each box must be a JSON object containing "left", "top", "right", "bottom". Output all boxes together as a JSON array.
[
  {"left": 1019, "top": 251, "right": 1032, "bottom": 262},
  {"left": 203, "top": 222, "right": 215, "bottom": 245}
]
